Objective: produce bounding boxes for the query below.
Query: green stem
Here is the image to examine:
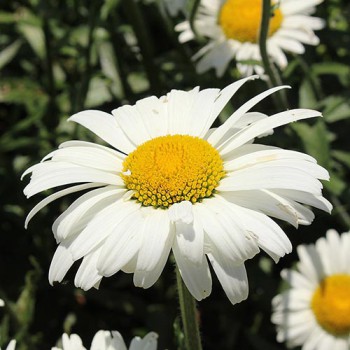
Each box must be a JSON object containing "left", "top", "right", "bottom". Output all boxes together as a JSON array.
[
  {"left": 258, "top": 0, "right": 289, "bottom": 109},
  {"left": 176, "top": 266, "right": 203, "bottom": 350},
  {"left": 189, "top": 0, "right": 201, "bottom": 38}
]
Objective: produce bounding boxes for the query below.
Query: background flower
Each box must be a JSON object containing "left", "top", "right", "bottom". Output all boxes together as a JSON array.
[
  {"left": 272, "top": 229, "right": 350, "bottom": 350},
  {"left": 175, "top": 0, "right": 325, "bottom": 76},
  {"left": 52, "top": 331, "right": 158, "bottom": 350}
]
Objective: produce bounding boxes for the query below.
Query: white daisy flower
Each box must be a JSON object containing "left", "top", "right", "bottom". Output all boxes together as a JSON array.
[
  {"left": 23, "top": 76, "right": 331, "bottom": 305},
  {"left": 272, "top": 229, "right": 350, "bottom": 350},
  {"left": 175, "top": 0, "right": 325, "bottom": 77},
  {"left": 52, "top": 330, "right": 158, "bottom": 350},
  {"left": 0, "top": 340, "right": 16, "bottom": 350}
]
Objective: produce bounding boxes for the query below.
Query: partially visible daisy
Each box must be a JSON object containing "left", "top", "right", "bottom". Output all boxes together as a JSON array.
[
  {"left": 175, "top": 0, "right": 325, "bottom": 77},
  {"left": 272, "top": 229, "right": 350, "bottom": 350},
  {"left": 0, "top": 340, "right": 16, "bottom": 350},
  {"left": 23, "top": 76, "right": 331, "bottom": 305},
  {"left": 52, "top": 330, "right": 158, "bottom": 350},
  {"left": 0, "top": 299, "right": 4, "bottom": 307}
]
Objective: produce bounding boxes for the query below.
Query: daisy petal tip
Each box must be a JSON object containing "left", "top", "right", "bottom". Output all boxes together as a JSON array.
[{"left": 168, "top": 201, "right": 193, "bottom": 224}]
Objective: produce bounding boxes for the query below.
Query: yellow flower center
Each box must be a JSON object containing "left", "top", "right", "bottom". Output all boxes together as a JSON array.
[
  {"left": 219, "top": 0, "right": 283, "bottom": 43},
  {"left": 122, "top": 135, "right": 225, "bottom": 208},
  {"left": 311, "top": 274, "right": 350, "bottom": 336}
]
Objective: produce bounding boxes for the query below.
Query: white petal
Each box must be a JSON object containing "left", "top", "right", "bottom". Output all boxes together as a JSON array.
[
  {"left": 46, "top": 146, "right": 124, "bottom": 172},
  {"left": 272, "top": 289, "right": 313, "bottom": 312},
  {"left": 187, "top": 88, "right": 221, "bottom": 136},
  {"left": 25, "top": 183, "right": 102, "bottom": 228},
  {"left": 226, "top": 203, "right": 292, "bottom": 262},
  {"left": 221, "top": 189, "right": 314, "bottom": 227},
  {"left": 58, "top": 140, "right": 125, "bottom": 159},
  {"left": 68, "top": 201, "right": 140, "bottom": 260},
  {"left": 69, "top": 110, "right": 135, "bottom": 153},
  {"left": 217, "top": 109, "right": 322, "bottom": 155},
  {"left": 297, "top": 244, "right": 324, "bottom": 283},
  {"left": 62, "top": 334, "right": 86, "bottom": 350},
  {"left": 97, "top": 211, "right": 144, "bottom": 277},
  {"left": 49, "top": 240, "right": 75, "bottom": 285},
  {"left": 224, "top": 147, "right": 317, "bottom": 171},
  {"left": 129, "top": 332, "right": 158, "bottom": 350},
  {"left": 135, "top": 210, "right": 172, "bottom": 272},
  {"left": 167, "top": 87, "right": 199, "bottom": 135},
  {"left": 280, "top": 268, "right": 317, "bottom": 290},
  {"left": 174, "top": 213, "right": 204, "bottom": 265},
  {"left": 218, "top": 166, "right": 323, "bottom": 194},
  {"left": 74, "top": 246, "right": 103, "bottom": 291},
  {"left": 168, "top": 201, "right": 193, "bottom": 224},
  {"left": 134, "top": 96, "right": 169, "bottom": 138},
  {"left": 195, "top": 40, "right": 235, "bottom": 77},
  {"left": 52, "top": 186, "right": 125, "bottom": 242},
  {"left": 5, "top": 340, "right": 16, "bottom": 350},
  {"left": 173, "top": 241, "right": 212, "bottom": 301},
  {"left": 199, "top": 198, "right": 260, "bottom": 262},
  {"left": 23, "top": 162, "right": 123, "bottom": 198},
  {"left": 272, "top": 189, "right": 332, "bottom": 213},
  {"left": 91, "top": 330, "right": 128, "bottom": 350},
  {"left": 201, "top": 76, "right": 259, "bottom": 137},
  {"left": 208, "top": 251, "right": 249, "bottom": 305},
  {"left": 209, "top": 85, "right": 291, "bottom": 147},
  {"left": 112, "top": 104, "right": 152, "bottom": 146}
]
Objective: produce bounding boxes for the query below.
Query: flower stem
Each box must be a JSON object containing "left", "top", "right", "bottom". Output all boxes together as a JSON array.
[
  {"left": 176, "top": 266, "right": 203, "bottom": 350},
  {"left": 258, "top": 0, "right": 289, "bottom": 109}
]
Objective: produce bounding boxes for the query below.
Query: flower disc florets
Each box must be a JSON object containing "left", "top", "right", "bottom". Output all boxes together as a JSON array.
[
  {"left": 311, "top": 274, "right": 350, "bottom": 336},
  {"left": 219, "top": 0, "right": 283, "bottom": 43},
  {"left": 122, "top": 134, "right": 225, "bottom": 208}
]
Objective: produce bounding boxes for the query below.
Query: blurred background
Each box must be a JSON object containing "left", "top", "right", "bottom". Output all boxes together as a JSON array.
[{"left": 0, "top": 0, "right": 349, "bottom": 349}]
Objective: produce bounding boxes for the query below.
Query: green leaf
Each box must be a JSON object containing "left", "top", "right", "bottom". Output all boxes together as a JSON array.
[
  {"left": 320, "top": 96, "right": 350, "bottom": 123},
  {"left": 0, "top": 39, "right": 23, "bottom": 70},
  {"left": 291, "top": 120, "right": 330, "bottom": 168},
  {"left": 101, "top": 0, "right": 121, "bottom": 20},
  {"left": 324, "top": 171, "right": 346, "bottom": 196},
  {"left": 18, "top": 23, "right": 45, "bottom": 59},
  {"left": 98, "top": 41, "right": 124, "bottom": 99},
  {"left": 312, "top": 62, "right": 350, "bottom": 87},
  {"left": 332, "top": 150, "right": 350, "bottom": 168},
  {"left": 0, "top": 11, "right": 17, "bottom": 23},
  {"left": 298, "top": 78, "right": 317, "bottom": 109},
  {"left": 85, "top": 76, "right": 113, "bottom": 108}
]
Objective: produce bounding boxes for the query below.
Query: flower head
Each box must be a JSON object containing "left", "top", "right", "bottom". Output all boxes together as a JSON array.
[
  {"left": 23, "top": 76, "right": 331, "bottom": 305},
  {"left": 272, "top": 229, "right": 350, "bottom": 349},
  {"left": 176, "top": 0, "right": 325, "bottom": 77},
  {"left": 52, "top": 331, "right": 158, "bottom": 350}
]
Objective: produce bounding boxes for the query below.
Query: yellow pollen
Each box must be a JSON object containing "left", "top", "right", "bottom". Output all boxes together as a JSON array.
[
  {"left": 122, "top": 135, "right": 225, "bottom": 208},
  {"left": 219, "top": 0, "right": 283, "bottom": 43},
  {"left": 311, "top": 274, "right": 350, "bottom": 336}
]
